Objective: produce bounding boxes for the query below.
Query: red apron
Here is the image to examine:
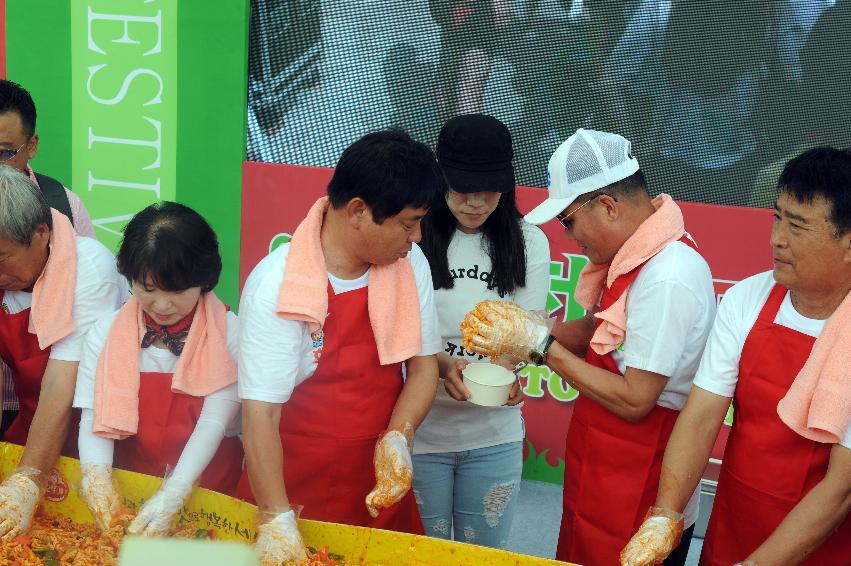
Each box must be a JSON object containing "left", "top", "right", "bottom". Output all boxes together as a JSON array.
[
  {"left": 0, "top": 290, "right": 79, "bottom": 456},
  {"left": 700, "top": 284, "right": 851, "bottom": 565},
  {"left": 236, "top": 285, "right": 423, "bottom": 534},
  {"left": 112, "top": 370, "right": 243, "bottom": 496},
  {"left": 557, "top": 237, "right": 698, "bottom": 565}
]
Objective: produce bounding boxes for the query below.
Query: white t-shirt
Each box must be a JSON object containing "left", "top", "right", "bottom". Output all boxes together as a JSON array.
[
  {"left": 73, "top": 309, "right": 240, "bottom": 410},
  {"left": 610, "top": 240, "right": 717, "bottom": 410},
  {"left": 694, "top": 270, "right": 851, "bottom": 449},
  {"left": 1, "top": 236, "right": 128, "bottom": 362},
  {"left": 608, "top": 239, "right": 716, "bottom": 528},
  {"left": 413, "top": 223, "right": 551, "bottom": 454},
  {"left": 238, "top": 243, "right": 442, "bottom": 404}
]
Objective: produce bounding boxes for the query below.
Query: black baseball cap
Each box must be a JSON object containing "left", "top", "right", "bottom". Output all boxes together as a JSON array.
[{"left": 436, "top": 114, "right": 515, "bottom": 194}]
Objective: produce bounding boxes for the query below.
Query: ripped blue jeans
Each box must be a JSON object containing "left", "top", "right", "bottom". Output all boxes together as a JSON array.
[{"left": 412, "top": 441, "right": 522, "bottom": 549}]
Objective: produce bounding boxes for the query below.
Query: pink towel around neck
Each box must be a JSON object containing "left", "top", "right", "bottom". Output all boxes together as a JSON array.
[
  {"left": 276, "top": 197, "right": 421, "bottom": 365},
  {"left": 28, "top": 209, "right": 78, "bottom": 350},
  {"left": 575, "top": 194, "right": 685, "bottom": 355},
  {"left": 92, "top": 292, "right": 237, "bottom": 440},
  {"left": 777, "top": 290, "right": 851, "bottom": 443}
]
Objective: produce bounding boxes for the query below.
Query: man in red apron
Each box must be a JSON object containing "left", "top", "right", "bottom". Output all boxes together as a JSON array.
[
  {"left": 1, "top": 79, "right": 97, "bottom": 437},
  {"left": 622, "top": 147, "right": 851, "bottom": 565},
  {"left": 466, "top": 129, "right": 716, "bottom": 566},
  {"left": 0, "top": 166, "right": 126, "bottom": 538},
  {"left": 237, "top": 130, "right": 445, "bottom": 564}
]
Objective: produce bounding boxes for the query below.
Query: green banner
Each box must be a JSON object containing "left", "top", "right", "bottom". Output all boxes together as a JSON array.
[
  {"left": 7, "top": 1, "right": 247, "bottom": 307},
  {"left": 70, "top": 0, "right": 177, "bottom": 253}
]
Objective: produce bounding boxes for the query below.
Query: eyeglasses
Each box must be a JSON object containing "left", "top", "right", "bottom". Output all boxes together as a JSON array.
[
  {"left": 0, "top": 142, "right": 27, "bottom": 162},
  {"left": 555, "top": 193, "right": 616, "bottom": 229}
]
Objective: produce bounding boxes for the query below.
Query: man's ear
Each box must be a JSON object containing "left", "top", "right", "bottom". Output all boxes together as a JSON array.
[
  {"left": 842, "top": 230, "right": 851, "bottom": 264},
  {"left": 31, "top": 222, "right": 50, "bottom": 247},
  {"left": 26, "top": 133, "right": 39, "bottom": 161},
  {"left": 345, "top": 197, "right": 370, "bottom": 227},
  {"left": 598, "top": 194, "right": 620, "bottom": 220}
]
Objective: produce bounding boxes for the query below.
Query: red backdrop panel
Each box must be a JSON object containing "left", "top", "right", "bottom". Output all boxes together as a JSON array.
[{"left": 241, "top": 161, "right": 772, "bottom": 481}]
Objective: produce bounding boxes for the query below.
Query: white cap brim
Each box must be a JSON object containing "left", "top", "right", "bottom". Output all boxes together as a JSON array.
[{"left": 523, "top": 196, "right": 576, "bottom": 225}]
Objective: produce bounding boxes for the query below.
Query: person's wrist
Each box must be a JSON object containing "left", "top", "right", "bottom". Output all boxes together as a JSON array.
[{"left": 257, "top": 505, "right": 294, "bottom": 525}]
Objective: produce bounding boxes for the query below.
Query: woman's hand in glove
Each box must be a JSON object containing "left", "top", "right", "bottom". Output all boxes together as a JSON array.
[{"left": 128, "top": 477, "right": 193, "bottom": 536}]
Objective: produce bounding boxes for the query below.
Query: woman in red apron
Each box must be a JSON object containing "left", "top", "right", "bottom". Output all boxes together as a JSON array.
[
  {"left": 701, "top": 285, "right": 851, "bottom": 565},
  {"left": 73, "top": 202, "right": 243, "bottom": 535}
]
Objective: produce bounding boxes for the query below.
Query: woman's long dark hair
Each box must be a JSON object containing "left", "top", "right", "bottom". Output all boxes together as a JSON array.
[{"left": 420, "top": 189, "right": 527, "bottom": 296}]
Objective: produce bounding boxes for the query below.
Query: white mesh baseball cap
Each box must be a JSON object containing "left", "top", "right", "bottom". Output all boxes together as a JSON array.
[{"left": 524, "top": 129, "right": 640, "bottom": 225}]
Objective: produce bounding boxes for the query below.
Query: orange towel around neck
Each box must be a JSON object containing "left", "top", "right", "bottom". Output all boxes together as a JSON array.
[
  {"left": 92, "top": 292, "right": 237, "bottom": 440},
  {"left": 575, "top": 194, "right": 685, "bottom": 355},
  {"left": 777, "top": 290, "right": 851, "bottom": 443},
  {"left": 28, "top": 209, "right": 78, "bottom": 350},
  {"left": 276, "top": 197, "right": 421, "bottom": 365}
]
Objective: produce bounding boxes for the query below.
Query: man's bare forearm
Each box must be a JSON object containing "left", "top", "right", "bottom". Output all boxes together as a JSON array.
[
  {"left": 243, "top": 400, "right": 290, "bottom": 513},
  {"left": 18, "top": 360, "right": 77, "bottom": 473},
  {"left": 656, "top": 387, "right": 729, "bottom": 513},
  {"left": 388, "top": 354, "right": 438, "bottom": 433},
  {"left": 547, "top": 343, "right": 667, "bottom": 422},
  {"left": 551, "top": 314, "right": 595, "bottom": 356}
]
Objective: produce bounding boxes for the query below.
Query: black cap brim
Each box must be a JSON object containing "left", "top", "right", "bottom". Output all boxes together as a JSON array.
[{"left": 440, "top": 163, "right": 516, "bottom": 194}]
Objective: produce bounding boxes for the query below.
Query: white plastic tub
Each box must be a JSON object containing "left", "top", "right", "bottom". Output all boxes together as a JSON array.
[{"left": 462, "top": 362, "right": 516, "bottom": 407}]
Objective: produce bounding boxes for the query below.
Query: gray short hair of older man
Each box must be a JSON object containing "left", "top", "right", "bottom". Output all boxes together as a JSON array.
[{"left": 0, "top": 164, "right": 53, "bottom": 246}]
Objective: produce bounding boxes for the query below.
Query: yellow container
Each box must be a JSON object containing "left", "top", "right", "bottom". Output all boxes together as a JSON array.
[{"left": 0, "top": 443, "right": 569, "bottom": 565}]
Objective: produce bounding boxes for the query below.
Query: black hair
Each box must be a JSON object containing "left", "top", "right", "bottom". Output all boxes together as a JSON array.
[
  {"left": 0, "top": 80, "right": 37, "bottom": 138},
  {"left": 420, "top": 188, "right": 527, "bottom": 296},
  {"left": 327, "top": 129, "right": 447, "bottom": 223},
  {"left": 117, "top": 201, "right": 222, "bottom": 292},
  {"left": 575, "top": 170, "right": 649, "bottom": 203},
  {"left": 778, "top": 147, "right": 851, "bottom": 237}
]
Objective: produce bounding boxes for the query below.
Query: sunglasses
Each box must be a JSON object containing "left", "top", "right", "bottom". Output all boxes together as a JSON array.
[
  {"left": 555, "top": 193, "right": 616, "bottom": 229},
  {"left": 0, "top": 141, "right": 27, "bottom": 162}
]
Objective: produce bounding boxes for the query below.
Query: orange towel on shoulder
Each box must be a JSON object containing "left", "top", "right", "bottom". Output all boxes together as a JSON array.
[
  {"left": 575, "top": 194, "right": 685, "bottom": 355},
  {"left": 28, "top": 209, "right": 78, "bottom": 350},
  {"left": 276, "top": 197, "right": 421, "bottom": 365},
  {"left": 92, "top": 292, "right": 237, "bottom": 440},
  {"left": 777, "top": 290, "right": 851, "bottom": 443}
]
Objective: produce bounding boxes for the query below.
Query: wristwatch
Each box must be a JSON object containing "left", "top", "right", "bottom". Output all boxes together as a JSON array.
[{"left": 528, "top": 334, "right": 557, "bottom": 366}]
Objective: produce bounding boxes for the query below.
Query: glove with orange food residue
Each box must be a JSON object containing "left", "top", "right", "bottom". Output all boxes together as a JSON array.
[
  {"left": 620, "top": 506, "right": 684, "bottom": 566},
  {"left": 0, "top": 466, "right": 43, "bottom": 540},
  {"left": 80, "top": 463, "right": 122, "bottom": 531},
  {"left": 460, "top": 300, "right": 553, "bottom": 363},
  {"left": 254, "top": 509, "right": 308, "bottom": 566},
  {"left": 365, "top": 430, "right": 413, "bottom": 518}
]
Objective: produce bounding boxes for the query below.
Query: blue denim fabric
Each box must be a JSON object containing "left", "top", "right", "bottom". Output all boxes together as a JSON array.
[{"left": 412, "top": 441, "right": 522, "bottom": 549}]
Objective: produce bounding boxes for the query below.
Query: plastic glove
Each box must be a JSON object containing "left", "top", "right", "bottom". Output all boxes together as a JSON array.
[
  {"left": 127, "top": 477, "right": 193, "bottom": 536},
  {"left": 620, "top": 507, "right": 684, "bottom": 566},
  {"left": 365, "top": 430, "right": 413, "bottom": 518},
  {"left": 254, "top": 509, "right": 307, "bottom": 565},
  {"left": 80, "top": 463, "right": 122, "bottom": 531},
  {"left": 0, "top": 467, "right": 43, "bottom": 540},
  {"left": 460, "top": 300, "right": 552, "bottom": 363}
]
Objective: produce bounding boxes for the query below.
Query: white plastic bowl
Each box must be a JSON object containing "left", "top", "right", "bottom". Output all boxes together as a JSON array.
[{"left": 462, "top": 362, "right": 516, "bottom": 407}]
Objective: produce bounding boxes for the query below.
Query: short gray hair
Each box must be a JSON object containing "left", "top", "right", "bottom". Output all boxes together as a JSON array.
[{"left": 0, "top": 165, "right": 53, "bottom": 245}]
